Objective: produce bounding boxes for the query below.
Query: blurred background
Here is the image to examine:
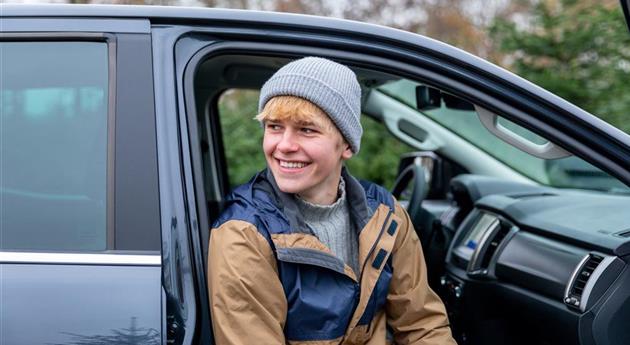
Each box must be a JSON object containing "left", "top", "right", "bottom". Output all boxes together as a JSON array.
[{"left": 7, "top": 0, "right": 630, "bottom": 187}]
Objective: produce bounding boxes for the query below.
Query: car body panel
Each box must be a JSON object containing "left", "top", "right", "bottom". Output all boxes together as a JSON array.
[
  {"left": 0, "top": 258, "right": 161, "bottom": 345},
  {"left": 151, "top": 24, "right": 203, "bottom": 345}
]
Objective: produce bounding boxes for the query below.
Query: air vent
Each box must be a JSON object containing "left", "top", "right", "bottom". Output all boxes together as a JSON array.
[
  {"left": 479, "top": 225, "right": 510, "bottom": 269},
  {"left": 467, "top": 219, "right": 510, "bottom": 277},
  {"left": 564, "top": 254, "right": 604, "bottom": 310}
]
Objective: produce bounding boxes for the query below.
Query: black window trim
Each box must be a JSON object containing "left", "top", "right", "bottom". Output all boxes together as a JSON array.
[{"left": 0, "top": 32, "right": 117, "bottom": 251}]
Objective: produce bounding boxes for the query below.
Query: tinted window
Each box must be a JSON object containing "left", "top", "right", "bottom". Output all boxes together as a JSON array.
[
  {"left": 379, "top": 79, "right": 629, "bottom": 193},
  {"left": 1, "top": 41, "right": 109, "bottom": 251}
]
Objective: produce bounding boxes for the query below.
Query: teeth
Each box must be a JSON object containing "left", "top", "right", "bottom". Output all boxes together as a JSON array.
[{"left": 279, "top": 160, "right": 307, "bottom": 169}]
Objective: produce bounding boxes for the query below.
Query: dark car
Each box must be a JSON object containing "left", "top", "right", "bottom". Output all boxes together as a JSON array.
[{"left": 1, "top": 3, "right": 630, "bottom": 345}]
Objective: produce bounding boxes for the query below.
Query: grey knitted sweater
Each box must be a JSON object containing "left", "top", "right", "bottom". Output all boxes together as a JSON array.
[{"left": 296, "top": 178, "right": 360, "bottom": 275}]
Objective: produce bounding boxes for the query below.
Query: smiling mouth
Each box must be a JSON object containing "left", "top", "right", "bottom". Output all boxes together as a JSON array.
[{"left": 277, "top": 159, "right": 310, "bottom": 169}]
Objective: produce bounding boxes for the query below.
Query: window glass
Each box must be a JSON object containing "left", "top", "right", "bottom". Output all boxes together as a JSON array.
[
  {"left": 217, "top": 89, "right": 413, "bottom": 190},
  {"left": 1, "top": 41, "right": 109, "bottom": 251},
  {"left": 379, "top": 79, "right": 629, "bottom": 193}
]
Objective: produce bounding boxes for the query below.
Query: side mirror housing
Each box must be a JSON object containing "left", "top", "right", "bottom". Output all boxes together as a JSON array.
[{"left": 415, "top": 85, "right": 475, "bottom": 111}]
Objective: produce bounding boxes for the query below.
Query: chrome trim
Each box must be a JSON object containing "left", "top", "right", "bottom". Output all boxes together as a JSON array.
[
  {"left": 564, "top": 253, "right": 591, "bottom": 304},
  {"left": 487, "top": 225, "right": 519, "bottom": 278},
  {"left": 0, "top": 252, "right": 161, "bottom": 266},
  {"left": 467, "top": 216, "right": 501, "bottom": 273},
  {"left": 579, "top": 255, "right": 615, "bottom": 312}
]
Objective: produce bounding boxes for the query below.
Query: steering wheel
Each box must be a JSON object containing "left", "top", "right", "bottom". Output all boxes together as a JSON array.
[
  {"left": 391, "top": 162, "right": 449, "bottom": 290},
  {"left": 391, "top": 163, "right": 428, "bottom": 231},
  {"left": 391, "top": 160, "right": 450, "bottom": 290}
]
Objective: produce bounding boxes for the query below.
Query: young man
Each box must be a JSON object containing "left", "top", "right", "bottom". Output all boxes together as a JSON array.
[{"left": 208, "top": 57, "right": 456, "bottom": 344}]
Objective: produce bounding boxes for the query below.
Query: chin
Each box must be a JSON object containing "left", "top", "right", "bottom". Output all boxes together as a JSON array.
[{"left": 275, "top": 180, "right": 305, "bottom": 195}]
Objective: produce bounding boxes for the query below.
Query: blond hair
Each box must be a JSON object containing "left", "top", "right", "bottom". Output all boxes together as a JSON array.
[{"left": 255, "top": 96, "right": 337, "bottom": 134}]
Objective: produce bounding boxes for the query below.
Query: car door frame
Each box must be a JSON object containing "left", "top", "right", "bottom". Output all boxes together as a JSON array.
[{"left": 155, "top": 12, "right": 630, "bottom": 345}]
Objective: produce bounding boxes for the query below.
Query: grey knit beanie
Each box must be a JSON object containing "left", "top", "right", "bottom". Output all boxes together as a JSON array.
[{"left": 258, "top": 57, "right": 363, "bottom": 153}]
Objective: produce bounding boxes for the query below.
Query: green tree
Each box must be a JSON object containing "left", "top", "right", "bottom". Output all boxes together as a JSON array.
[
  {"left": 346, "top": 116, "right": 414, "bottom": 189},
  {"left": 217, "top": 89, "right": 266, "bottom": 186},
  {"left": 490, "top": 0, "right": 630, "bottom": 133}
]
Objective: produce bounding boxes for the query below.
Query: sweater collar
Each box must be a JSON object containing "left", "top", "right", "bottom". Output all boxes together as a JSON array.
[
  {"left": 262, "top": 167, "right": 371, "bottom": 234},
  {"left": 295, "top": 177, "right": 347, "bottom": 221}
]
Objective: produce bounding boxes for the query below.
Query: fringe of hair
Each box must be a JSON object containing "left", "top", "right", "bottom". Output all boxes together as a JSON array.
[{"left": 255, "top": 96, "right": 335, "bottom": 133}]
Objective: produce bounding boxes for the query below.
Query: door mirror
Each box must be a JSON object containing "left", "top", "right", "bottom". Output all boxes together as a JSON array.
[{"left": 415, "top": 85, "right": 475, "bottom": 111}]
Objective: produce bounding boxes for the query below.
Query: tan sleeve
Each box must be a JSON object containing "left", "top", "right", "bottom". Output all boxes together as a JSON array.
[
  {"left": 208, "top": 220, "right": 287, "bottom": 345},
  {"left": 386, "top": 203, "right": 457, "bottom": 345}
]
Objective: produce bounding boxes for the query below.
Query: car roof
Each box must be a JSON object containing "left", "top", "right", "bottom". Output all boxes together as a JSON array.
[{"left": 0, "top": 4, "right": 436, "bottom": 48}]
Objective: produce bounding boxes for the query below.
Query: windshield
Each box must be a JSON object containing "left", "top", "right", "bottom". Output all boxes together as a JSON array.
[{"left": 379, "top": 79, "right": 629, "bottom": 193}]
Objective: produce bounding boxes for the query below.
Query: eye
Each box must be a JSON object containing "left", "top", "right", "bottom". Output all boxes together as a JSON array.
[
  {"left": 301, "top": 127, "right": 317, "bottom": 134},
  {"left": 266, "top": 123, "right": 282, "bottom": 131}
]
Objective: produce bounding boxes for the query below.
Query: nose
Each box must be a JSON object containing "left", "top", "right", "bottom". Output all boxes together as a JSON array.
[{"left": 276, "top": 129, "right": 299, "bottom": 152}]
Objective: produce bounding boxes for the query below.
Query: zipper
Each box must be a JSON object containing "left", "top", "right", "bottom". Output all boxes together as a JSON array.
[
  {"left": 359, "top": 208, "right": 393, "bottom": 281},
  {"left": 340, "top": 208, "right": 394, "bottom": 342},
  {"left": 358, "top": 208, "right": 393, "bottom": 334}
]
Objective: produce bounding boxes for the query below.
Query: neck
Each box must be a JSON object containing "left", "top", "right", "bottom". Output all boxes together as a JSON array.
[
  {"left": 297, "top": 177, "right": 346, "bottom": 208},
  {"left": 297, "top": 172, "right": 342, "bottom": 205}
]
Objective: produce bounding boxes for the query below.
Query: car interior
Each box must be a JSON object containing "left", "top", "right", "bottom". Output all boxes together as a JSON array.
[{"left": 189, "top": 53, "right": 630, "bottom": 345}]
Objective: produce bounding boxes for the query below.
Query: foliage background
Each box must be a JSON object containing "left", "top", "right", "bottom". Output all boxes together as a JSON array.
[{"left": 490, "top": 0, "right": 630, "bottom": 134}]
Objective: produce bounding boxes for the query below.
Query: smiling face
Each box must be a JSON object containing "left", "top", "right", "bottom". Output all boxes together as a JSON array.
[{"left": 258, "top": 96, "right": 353, "bottom": 205}]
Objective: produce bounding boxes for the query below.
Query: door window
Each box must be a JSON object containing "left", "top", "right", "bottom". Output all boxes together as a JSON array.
[
  {"left": 379, "top": 79, "right": 629, "bottom": 192},
  {"left": 1, "top": 41, "right": 109, "bottom": 251}
]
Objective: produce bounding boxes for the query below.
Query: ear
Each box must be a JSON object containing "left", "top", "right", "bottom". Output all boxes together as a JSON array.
[{"left": 341, "top": 143, "right": 353, "bottom": 160}]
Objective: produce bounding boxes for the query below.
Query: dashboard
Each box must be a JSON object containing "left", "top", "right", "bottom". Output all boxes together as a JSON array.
[{"left": 440, "top": 175, "right": 630, "bottom": 345}]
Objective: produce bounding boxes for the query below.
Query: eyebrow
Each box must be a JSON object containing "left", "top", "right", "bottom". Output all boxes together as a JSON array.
[
  {"left": 264, "top": 118, "right": 324, "bottom": 129},
  {"left": 295, "top": 120, "right": 322, "bottom": 128}
]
